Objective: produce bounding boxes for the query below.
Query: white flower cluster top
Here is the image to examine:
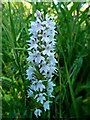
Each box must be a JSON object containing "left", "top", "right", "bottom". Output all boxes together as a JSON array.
[{"left": 26, "top": 10, "right": 57, "bottom": 118}]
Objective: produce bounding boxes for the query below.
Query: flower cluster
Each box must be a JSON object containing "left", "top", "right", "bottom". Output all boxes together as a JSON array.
[{"left": 26, "top": 10, "right": 57, "bottom": 118}]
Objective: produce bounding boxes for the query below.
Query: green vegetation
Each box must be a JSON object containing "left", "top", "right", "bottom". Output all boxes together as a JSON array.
[{"left": 1, "top": 2, "right": 90, "bottom": 119}]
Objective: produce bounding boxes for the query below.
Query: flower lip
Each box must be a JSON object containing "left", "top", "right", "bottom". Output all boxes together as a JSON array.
[
  {"left": 32, "top": 80, "right": 46, "bottom": 92},
  {"left": 34, "top": 109, "right": 42, "bottom": 118},
  {"left": 43, "top": 100, "right": 52, "bottom": 111}
]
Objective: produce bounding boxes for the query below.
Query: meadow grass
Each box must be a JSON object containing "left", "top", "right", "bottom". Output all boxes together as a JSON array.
[{"left": 2, "top": 2, "right": 90, "bottom": 119}]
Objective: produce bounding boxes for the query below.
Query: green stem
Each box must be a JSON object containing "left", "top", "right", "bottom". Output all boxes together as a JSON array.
[
  {"left": 62, "top": 48, "right": 78, "bottom": 118},
  {"left": 58, "top": 55, "right": 62, "bottom": 118},
  {"left": 48, "top": 97, "right": 50, "bottom": 120},
  {"left": 48, "top": 110, "right": 50, "bottom": 120}
]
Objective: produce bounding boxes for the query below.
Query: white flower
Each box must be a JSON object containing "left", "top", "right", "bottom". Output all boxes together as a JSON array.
[
  {"left": 34, "top": 109, "right": 42, "bottom": 118},
  {"left": 35, "top": 93, "right": 46, "bottom": 104},
  {"left": 48, "top": 80, "right": 55, "bottom": 87},
  {"left": 36, "top": 80, "right": 45, "bottom": 92},
  {"left": 29, "top": 21, "right": 37, "bottom": 34},
  {"left": 44, "top": 14, "right": 55, "bottom": 28},
  {"left": 32, "top": 80, "right": 45, "bottom": 92},
  {"left": 42, "top": 44, "right": 54, "bottom": 56},
  {"left": 43, "top": 101, "right": 51, "bottom": 111},
  {"left": 36, "top": 10, "right": 41, "bottom": 17},
  {"left": 41, "top": 32, "right": 48, "bottom": 41},
  {"left": 43, "top": 71, "right": 53, "bottom": 79},
  {"left": 29, "top": 20, "right": 43, "bottom": 34},
  {"left": 47, "top": 80, "right": 55, "bottom": 97},
  {"left": 27, "top": 89, "right": 33, "bottom": 97},
  {"left": 28, "top": 38, "right": 38, "bottom": 50},
  {"left": 40, "top": 62, "right": 50, "bottom": 73},
  {"left": 30, "top": 83, "right": 36, "bottom": 91},
  {"left": 46, "top": 29, "right": 56, "bottom": 38},
  {"left": 49, "top": 65, "right": 57, "bottom": 74},
  {"left": 36, "top": 21, "right": 43, "bottom": 33},
  {"left": 48, "top": 21, "right": 56, "bottom": 29},
  {"left": 27, "top": 51, "right": 36, "bottom": 62},
  {"left": 35, "top": 52, "right": 45, "bottom": 64},
  {"left": 26, "top": 66, "right": 34, "bottom": 80},
  {"left": 44, "top": 37, "right": 56, "bottom": 45},
  {"left": 35, "top": 52, "right": 44, "bottom": 64},
  {"left": 48, "top": 54, "right": 57, "bottom": 65},
  {"left": 42, "top": 47, "right": 51, "bottom": 56},
  {"left": 47, "top": 88, "right": 54, "bottom": 97}
]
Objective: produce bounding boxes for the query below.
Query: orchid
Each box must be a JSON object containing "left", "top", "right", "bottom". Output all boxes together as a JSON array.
[
  {"left": 27, "top": 89, "right": 33, "bottom": 97},
  {"left": 36, "top": 80, "right": 45, "bottom": 92},
  {"left": 32, "top": 80, "right": 45, "bottom": 92},
  {"left": 34, "top": 109, "right": 42, "bottom": 118},
  {"left": 35, "top": 93, "right": 46, "bottom": 104},
  {"left": 42, "top": 44, "right": 54, "bottom": 56},
  {"left": 26, "top": 66, "right": 34, "bottom": 80},
  {"left": 27, "top": 51, "right": 36, "bottom": 63},
  {"left": 47, "top": 80, "right": 56, "bottom": 97},
  {"left": 48, "top": 80, "right": 56, "bottom": 88},
  {"left": 43, "top": 101, "right": 51, "bottom": 111},
  {"left": 40, "top": 62, "right": 50, "bottom": 74},
  {"left": 48, "top": 54, "right": 57, "bottom": 65},
  {"left": 28, "top": 38, "right": 38, "bottom": 50},
  {"left": 35, "top": 52, "right": 45, "bottom": 64},
  {"left": 26, "top": 10, "right": 57, "bottom": 117}
]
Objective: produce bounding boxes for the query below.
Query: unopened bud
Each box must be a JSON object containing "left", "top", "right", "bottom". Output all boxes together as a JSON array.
[{"left": 36, "top": 10, "right": 41, "bottom": 17}]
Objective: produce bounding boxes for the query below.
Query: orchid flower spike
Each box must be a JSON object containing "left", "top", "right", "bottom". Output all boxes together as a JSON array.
[{"left": 26, "top": 10, "right": 57, "bottom": 117}]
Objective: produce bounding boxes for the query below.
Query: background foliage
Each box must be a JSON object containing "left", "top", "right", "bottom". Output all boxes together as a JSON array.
[{"left": 2, "top": 1, "right": 90, "bottom": 119}]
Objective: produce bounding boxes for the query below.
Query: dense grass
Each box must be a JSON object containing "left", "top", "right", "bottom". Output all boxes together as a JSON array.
[{"left": 1, "top": 2, "right": 90, "bottom": 119}]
